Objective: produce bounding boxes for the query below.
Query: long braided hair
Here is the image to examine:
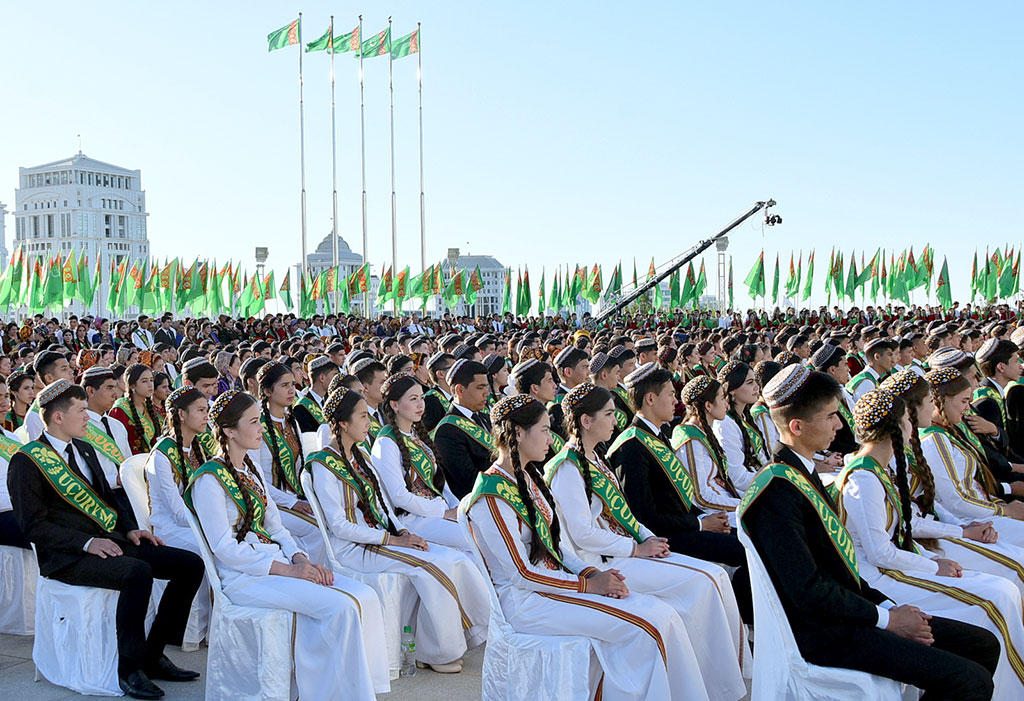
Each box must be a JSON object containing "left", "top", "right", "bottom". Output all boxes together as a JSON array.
[
  {"left": 380, "top": 373, "right": 447, "bottom": 494},
  {"left": 929, "top": 372, "right": 1001, "bottom": 496},
  {"left": 258, "top": 362, "right": 306, "bottom": 493},
  {"left": 125, "top": 363, "right": 161, "bottom": 451},
  {"left": 211, "top": 392, "right": 260, "bottom": 543},
  {"left": 720, "top": 361, "right": 764, "bottom": 471},
  {"left": 166, "top": 387, "right": 208, "bottom": 483},
  {"left": 562, "top": 384, "right": 614, "bottom": 501},
  {"left": 882, "top": 373, "right": 937, "bottom": 514},
  {"left": 493, "top": 396, "right": 563, "bottom": 565},
  {"left": 854, "top": 392, "right": 914, "bottom": 551},
  {"left": 326, "top": 390, "right": 399, "bottom": 536},
  {"left": 682, "top": 379, "right": 733, "bottom": 492}
]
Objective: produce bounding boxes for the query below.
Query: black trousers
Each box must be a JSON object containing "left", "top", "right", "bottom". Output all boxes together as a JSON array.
[
  {"left": 0, "top": 510, "right": 30, "bottom": 549},
  {"left": 801, "top": 616, "right": 999, "bottom": 701},
  {"left": 48, "top": 542, "right": 204, "bottom": 677},
  {"left": 668, "top": 527, "right": 753, "bottom": 623}
]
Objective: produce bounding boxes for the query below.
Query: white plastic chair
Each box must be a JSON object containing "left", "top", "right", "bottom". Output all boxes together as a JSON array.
[
  {"left": 184, "top": 509, "right": 294, "bottom": 701},
  {"left": 300, "top": 469, "right": 413, "bottom": 680},
  {"left": 737, "top": 526, "right": 904, "bottom": 700},
  {"left": 0, "top": 543, "right": 37, "bottom": 635},
  {"left": 457, "top": 500, "right": 594, "bottom": 701}
]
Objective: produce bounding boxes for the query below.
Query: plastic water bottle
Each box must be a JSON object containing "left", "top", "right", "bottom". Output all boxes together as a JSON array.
[{"left": 400, "top": 625, "right": 417, "bottom": 677}]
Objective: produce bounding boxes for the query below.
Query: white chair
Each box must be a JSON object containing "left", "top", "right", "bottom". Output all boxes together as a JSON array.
[
  {"left": 457, "top": 501, "right": 594, "bottom": 701},
  {"left": 184, "top": 508, "right": 294, "bottom": 701},
  {"left": 300, "top": 469, "right": 414, "bottom": 680},
  {"left": 737, "top": 526, "right": 904, "bottom": 700},
  {"left": 0, "top": 543, "right": 37, "bottom": 635}
]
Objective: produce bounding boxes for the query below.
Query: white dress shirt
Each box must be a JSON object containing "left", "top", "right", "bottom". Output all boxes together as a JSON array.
[
  {"left": 0, "top": 428, "right": 22, "bottom": 512},
  {"left": 86, "top": 409, "right": 132, "bottom": 490}
]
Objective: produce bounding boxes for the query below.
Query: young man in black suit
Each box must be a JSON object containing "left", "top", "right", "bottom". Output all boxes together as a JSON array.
[
  {"left": 432, "top": 359, "right": 493, "bottom": 499},
  {"left": 743, "top": 364, "right": 999, "bottom": 700},
  {"left": 8, "top": 379, "right": 204, "bottom": 700}
]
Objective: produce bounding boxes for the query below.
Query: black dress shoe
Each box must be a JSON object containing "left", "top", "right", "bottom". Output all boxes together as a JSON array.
[
  {"left": 118, "top": 670, "right": 165, "bottom": 699},
  {"left": 143, "top": 654, "right": 201, "bottom": 682}
]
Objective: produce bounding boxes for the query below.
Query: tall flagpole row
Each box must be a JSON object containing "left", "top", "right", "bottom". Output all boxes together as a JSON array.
[
  {"left": 417, "top": 22, "right": 426, "bottom": 273},
  {"left": 388, "top": 16, "right": 398, "bottom": 315},
  {"left": 359, "top": 15, "right": 370, "bottom": 317},
  {"left": 298, "top": 13, "right": 308, "bottom": 281},
  {"left": 329, "top": 15, "right": 339, "bottom": 311}
]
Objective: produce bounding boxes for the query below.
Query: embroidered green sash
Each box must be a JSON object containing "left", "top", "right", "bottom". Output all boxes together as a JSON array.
[
  {"left": 465, "top": 471, "right": 565, "bottom": 567},
  {"left": 550, "top": 432, "right": 566, "bottom": 454},
  {"left": 297, "top": 395, "right": 325, "bottom": 424},
  {"left": 184, "top": 460, "right": 275, "bottom": 542},
  {"left": 613, "top": 386, "right": 629, "bottom": 406},
  {"left": 921, "top": 424, "right": 985, "bottom": 460},
  {"left": 83, "top": 421, "right": 126, "bottom": 466},
  {"left": 837, "top": 398, "right": 855, "bottom": 429},
  {"left": 425, "top": 388, "right": 452, "bottom": 411},
  {"left": 430, "top": 415, "right": 496, "bottom": 452},
  {"left": 973, "top": 385, "right": 1007, "bottom": 424},
  {"left": 261, "top": 415, "right": 303, "bottom": 496},
  {"left": 738, "top": 462, "right": 859, "bottom": 580},
  {"left": 23, "top": 440, "right": 117, "bottom": 532},
  {"left": 153, "top": 436, "right": 188, "bottom": 487},
  {"left": 0, "top": 432, "right": 21, "bottom": 462},
  {"left": 846, "top": 370, "right": 876, "bottom": 395},
  {"left": 377, "top": 426, "right": 441, "bottom": 496},
  {"left": 112, "top": 397, "right": 158, "bottom": 448},
  {"left": 198, "top": 429, "right": 217, "bottom": 457},
  {"left": 368, "top": 414, "right": 382, "bottom": 441},
  {"left": 307, "top": 448, "right": 391, "bottom": 528},
  {"left": 671, "top": 423, "right": 724, "bottom": 470},
  {"left": 741, "top": 419, "right": 767, "bottom": 458},
  {"left": 614, "top": 407, "right": 629, "bottom": 431},
  {"left": 607, "top": 427, "right": 694, "bottom": 508},
  {"left": 543, "top": 446, "right": 645, "bottom": 543}
]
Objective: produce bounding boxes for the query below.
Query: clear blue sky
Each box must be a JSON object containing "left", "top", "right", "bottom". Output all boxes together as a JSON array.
[{"left": 1, "top": 1, "right": 1021, "bottom": 310}]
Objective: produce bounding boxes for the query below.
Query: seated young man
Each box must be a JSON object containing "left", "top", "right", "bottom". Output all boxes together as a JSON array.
[
  {"left": 7, "top": 379, "right": 204, "bottom": 700},
  {"left": 432, "top": 359, "right": 493, "bottom": 499},
  {"left": 742, "top": 364, "right": 999, "bottom": 700}
]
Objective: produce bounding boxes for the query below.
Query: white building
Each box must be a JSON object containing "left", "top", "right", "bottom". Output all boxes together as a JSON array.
[
  {"left": 13, "top": 152, "right": 149, "bottom": 315},
  {"left": 0, "top": 202, "right": 8, "bottom": 270},
  {"left": 305, "top": 233, "right": 376, "bottom": 315},
  {"left": 438, "top": 251, "right": 506, "bottom": 317}
]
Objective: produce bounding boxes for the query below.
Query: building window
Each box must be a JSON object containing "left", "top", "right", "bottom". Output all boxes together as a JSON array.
[
  {"left": 104, "top": 214, "right": 112, "bottom": 238},
  {"left": 118, "top": 216, "right": 126, "bottom": 238}
]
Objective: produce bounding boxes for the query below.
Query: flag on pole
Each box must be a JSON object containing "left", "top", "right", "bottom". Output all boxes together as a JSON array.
[
  {"left": 802, "top": 250, "right": 814, "bottom": 301},
  {"left": 357, "top": 27, "right": 390, "bottom": 58},
  {"left": 743, "top": 251, "right": 766, "bottom": 299},
  {"left": 391, "top": 28, "right": 419, "bottom": 59},
  {"left": 728, "top": 257, "right": 734, "bottom": 310},
  {"left": 936, "top": 257, "right": 952, "bottom": 310},
  {"left": 466, "top": 266, "right": 483, "bottom": 306},
  {"left": 771, "top": 254, "right": 780, "bottom": 303},
  {"left": 647, "top": 259, "right": 662, "bottom": 309},
  {"left": 268, "top": 18, "right": 301, "bottom": 52},
  {"left": 305, "top": 25, "right": 333, "bottom": 53},
  {"left": 537, "top": 269, "right": 546, "bottom": 315}
]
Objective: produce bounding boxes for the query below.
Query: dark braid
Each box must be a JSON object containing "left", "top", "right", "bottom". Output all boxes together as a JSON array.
[
  {"left": 727, "top": 403, "right": 761, "bottom": 472},
  {"left": 510, "top": 441, "right": 560, "bottom": 564},
  {"left": 143, "top": 396, "right": 162, "bottom": 442},
  {"left": 686, "top": 402, "right": 733, "bottom": 492},
  {"left": 284, "top": 404, "right": 306, "bottom": 475},
  {"left": 215, "top": 427, "right": 256, "bottom": 543},
  {"left": 260, "top": 398, "right": 287, "bottom": 491},
  {"left": 329, "top": 423, "right": 399, "bottom": 536},
  {"left": 935, "top": 397, "right": 1000, "bottom": 496},
  {"left": 888, "top": 416, "right": 915, "bottom": 552},
  {"left": 169, "top": 409, "right": 188, "bottom": 484},
  {"left": 126, "top": 387, "right": 147, "bottom": 451},
  {"left": 905, "top": 398, "right": 937, "bottom": 514}
]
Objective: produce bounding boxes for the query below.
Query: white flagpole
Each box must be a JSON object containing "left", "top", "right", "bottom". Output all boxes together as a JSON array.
[
  {"left": 417, "top": 22, "right": 425, "bottom": 274},
  {"left": 358, "top": 16, "right": 370, "bottom": 317},
  {"left": 329, "top": 16, "right": 339, "bottom": 312},
  {"left": 388, "top": 16, "right": 398, "bottom": 315},
  {"left": 298, "top": 13, "right": 308, "bottom": 282}
]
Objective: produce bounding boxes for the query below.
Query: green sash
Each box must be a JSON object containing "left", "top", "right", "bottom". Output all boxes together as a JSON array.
[
  {"left": 0, "top": 432, "right": 21, "bottom": 462},
  {"left": 307, "top": 448, "right": 391, "bottom": 529},
  {"left": 543, "top": 446, "right": 645, "bottom": 543},
  {"left": 112, "top": 397, "right": 158, "bottom": 448},
  {"left": 198, "top": 429, "right": 217, "bottom": 457},
  {"left": 750, "top": 404, "right": 769, "bottom": 421},
  {"left": 425, "top": 388, "right": 452, "bottom": 412},
  {"left": 738, "top": 462, "right": 859, "bottom": 580},
  {"left": 740, "top": 418, "right": 766, "bottom": 459},
  {"left": 82, "top": 421, "right": 126, "bottom": 466},
  {"left": 153, "top": 436, "right": 188, "bottom": 487},
  {"left": 846, "top": 370, "right": 876, "bottom": 395},
  {"left": 835, "top": 456, "right": 920, "bottom": 554},
  {"left": 607, "top": 427, "right": 694, "bottom": 508},
  {"left": 837, "top": 398, "right": 855, "bottom": 429},
  {"left": 671, "top": 423, "right": 724, "bottom": 470},
  {"left": 430, "top": 414, "right": 496, "bottom": 452},
  {"left": 614, "top": 408, "right": 629, "bottom": 431},
  {"left": 973, "top": 385, "right": 1007, "bottom": 424},
  {"left": 22, "top": 440, "right": 117, "bottom": 532},
  {"left": 465, "top": 471, "right": 565, "bottom": 567},
  {"left": 297, "top": 395, "right": 325, "bottom": 424},
  {"left": 368, "top": 414, "right": 382, "bottom": 441},
  {"left": 921, "top": 424, "right": 985, "bottom": 460},
  {"left": 377, "top": 425, "right": 441, "bottom": 496},
  {"left": 612, "top": 386, "right": 629, "bottom": 406},
  {"left": 261, "top": 415, "right": 303, "bottom": 496},
  {"left": 184, "top": 460, "right": 275, "bottom": 542},
  {"left": 550, "top": 432, "right": 566, "bottom": 454}
]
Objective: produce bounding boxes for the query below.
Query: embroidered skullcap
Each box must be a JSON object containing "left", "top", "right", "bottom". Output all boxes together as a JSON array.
[
  {"left": 380, "top": 372, "right": 413, "bottom": 399},
  {"left": 1011, "top": 328, "right": 1024, "bottom": 347},
  {"left": 774, "top": 351, "right": 799, "bottom": 367},
  {"left": 77, "top": 349, "right": 100, "bottom": 372},
  {"left": 511, "top": 358, "right": 539, "bottom": 379},
  {"left": 861, "top": 325, "right": 880, "bottom": 335},
  {"left": 307, "top": 354, "right": 332, "bottom": 374},
  {"left": 925, "top": 366, "right": 962, "bottom": 388},
  {"left": 716, "top": 359, "right": 745, "bottom": 384},
  {"left": 680, "top": 376, "right": 715, "bottom": 406},
  {"left": 256, "top": 360, "right": 284, "bottom": 386},
  {"left": 165, "top": 386, "right": 203, "bottom": 414},
  {"left": 573, "top": 329, "right": 591, "bottom": 342},
  {"left": 880, "top": 368, "right": 920, "bottom": 397},
  {"left": 346, "top": 350, "right": 370, "bottom": 370},
  {"left": 853, "top": 389, "right": 896, "bottom": 431},
  {"left": 635, "top": 338, "right": 657, "bottom": 352},
  {"left": 927, "top": 347, "right": 967, "bottom": 370},
  {"left": 657, "top": 346, "right": 676, "bottom": 365},
  {"left": 553, "top": 345, "right": 577, "bottom": 368},
  {"left": 328, "top": 372, "right": 347, "bottom": 395},
  {"left": 482, "top": 354, "right": 505, "bottom": 374},
  {"left": 762, "top": 364, "right": 813, "bottom": 409},
  {"left": 37, "top": 379, "right": 74, "bottom": 407},
  {"left": 927, "top": 323, "right": 950, "bottom": 337},
  {"left": 623, "top": 362, "right": 658, "bottom": 389},
  {"left": 562, "top": 381, "right": 598, "bottom": 411},
  {"left": 809, "top": 343, "right": 842, "bottom": 370},
  {"left": 976, "top": 338, "right": 1000, "bottom": 363},
  {"left": 350, "top": 357, "right": 376, "bottom": 375},
  {"left": 608, "top": 344, "right": 627, "bottom": 359},
  {"left": 490, "top": 393, "right": 536, "bottom": 425},
  {"left": 6, "top": 369, "right": 29, "bottom": 388},
  {"left": 323, "top": 387, "right": 352, "bottom": 419},
  {"left": 209, "top": 389, "right": 242, "bottom": 423},
  {"left": 864, "top": 337, "right": 895, "bottom": 354},
  {"left": 81, "top": 365, "right": 113, "bottom": 381},
  {"left": 33, "top": 350, "right": 63, "bottom": 374},
  {"left": 589, "top": 352, "right": 611, "bottom": 375},
  {"left": 452, "top": 344, "right": 474, "bottom": 360},
  {"left": 446, "top": 358, "right": 469, "bottom": 387},
  {"left": 426, "top": 352, "right": 448, "bottom": 371},
  {"left": 182, "top": 357, "right": 211, "bottom": 373}
]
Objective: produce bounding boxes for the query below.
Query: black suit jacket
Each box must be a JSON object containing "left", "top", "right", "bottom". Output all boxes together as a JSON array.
[
  {"left": 433, "top": 406, "right": 493, "bottom": 499},
  {"left": 973, "top": 379, "right": 1024, "bottom": 468},
  {"left": 422, "top": 390, "right": 450, "bottom": 433},
  {"left": 153, "top": 328, "right": 178, "bottom": 348},
  {"left": 829, "top": 400, "right": 859, "bottom": 455},
  {"left": 609, "top": 417, "right": 703, "bottom": 539},
  {"left": 8, "top": 436, "right": 139, "bottom": 577},
  {"left": 1006, "top": 382, "right": 1024, "bottom": 459},
  {"left": 742, "top": 442, "right": 890, "bottom": 643},
  {"left": 292, "top": 403, "right": 322, "bottom": 434}
]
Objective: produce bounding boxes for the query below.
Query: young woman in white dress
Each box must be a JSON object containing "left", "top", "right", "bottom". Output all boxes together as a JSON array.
[
  {"left": 546, "top": 381, "right": 748, "bottom": 700},
  {"left": 371, "top": 373, "right": 468, "bottom": 552},
  {"left": 306, "top": 386, "right": 488, "bottom": 674},
  {"left": 836, "top": 388, "right": 1024, "bottom": 699},
  {"left": 463, "top": 394, "right": 708, "bottom": 701},
  {"left": 186, "top": 390, "right": 389, "bottom": 699},
  {"left": 712, "top": 361, "right": 770, "bottom": 494}
]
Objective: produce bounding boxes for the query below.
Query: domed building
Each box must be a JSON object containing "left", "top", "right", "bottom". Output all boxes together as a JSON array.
[{"left": 306, "top": 233, "right": 377, "bottom": 315}]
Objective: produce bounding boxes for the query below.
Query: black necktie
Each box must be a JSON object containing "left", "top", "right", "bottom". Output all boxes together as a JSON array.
[
  {"left": 66, "top": 444, "right": 89, "bottom": 486},
  {"left": 100, "top": 416, "right": 115, "bottom": 439},
  {"left": 472, "top": 412, "right": 490, "bottom": 431}
]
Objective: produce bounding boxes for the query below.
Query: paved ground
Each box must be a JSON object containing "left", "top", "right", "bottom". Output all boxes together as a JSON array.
[{"left": 0, "top": 633, "right": 484, "bottom": 700}]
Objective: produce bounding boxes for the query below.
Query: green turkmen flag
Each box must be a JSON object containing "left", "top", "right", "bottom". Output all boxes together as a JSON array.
[
  {"left": 696, "top": 260, "right": 708, "bottom": 300},
  {"left": 521, "top": 268, "right": 532, "bottom": 315},
  {"left": 465, "top": 266, "right": 483, "bottom": 306},
  {"left": 845, "top": 251, "right": 857, "bottom": 301},
  {"left": 442, "top": 269, "right": 464, "bottom": 309},
  {"left": 986, "top": 250, "right": 998, "bottom": 301},
  {"left": 999, "top": 248, "right": 1016, "bottom": 299},
  {"left": 391, "top": 28, "right": 419, "bottom": 60},
  {"left": 784, "top": 253, "right": 796, "bottom": 297},
  {"left": 1013, "top": 251, "right": 1021, "bottom": 296},
  {"left": 568, "top": 266, "right": 583, "bottom": 304},
  {"left": 970, "top": 250, "right": 978, "bottom": 300},
  {"left": 62, "top": 249, "right": 79, "bottom": 303},
  {"left": 744, "top": 251, "right": 765, "bottom": 299},
  {"left": 547, "top": 268, "right": 559, "bottom": 311},
  {"left": 802, "top": 250, "right": 814, "bottom": 301},
  {"left": 45, "top": 255, "right": 64, "bottom": 309},
  {"left": 668, "top": 267, "right": 679, "bottom": 309},
  {"left": 728, "top": 257, "right": 734, "bottom": 309},
  {"left": 268, "top": 18, "right": 300, "bottom": 52},
  {"left": 680, "top": 262, "right": 695, "bottom": 307},
  {"left": 936, "top": 257, "right": 952, "bottom": 310},
  {"left": 648, "top": 258, "right": 663, "bottom": 309},
  {"left": 501, "top": 268, "right": 511, "bottom": 314},
  {"left": 857, "top": 249, "right": 877, "bottom": 289},
  {"left": 358, "top": 28, "right": 390, "bottom": 58},
  {"left": 771, "top": 254, "right": 780, "bottom": 303},
  {"left": 305, "top": 25, "right": 332, "bottom": 52},
  {"left": 537, "top": 270, "right": 546, "bottom": 315}
]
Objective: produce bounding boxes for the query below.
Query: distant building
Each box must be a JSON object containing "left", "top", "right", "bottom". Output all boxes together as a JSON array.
[
  {"left": 439, "top": 250, "right": 506, "bottom": 317},
  {"left": 0, "top": 202, "right": 8, "bottom": 270},
  {"left": 305, "top": 233, "right": 376, "bottom": 315},
  {"left": 12, "top": 152, "right": 149, "bottom": 314}
]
